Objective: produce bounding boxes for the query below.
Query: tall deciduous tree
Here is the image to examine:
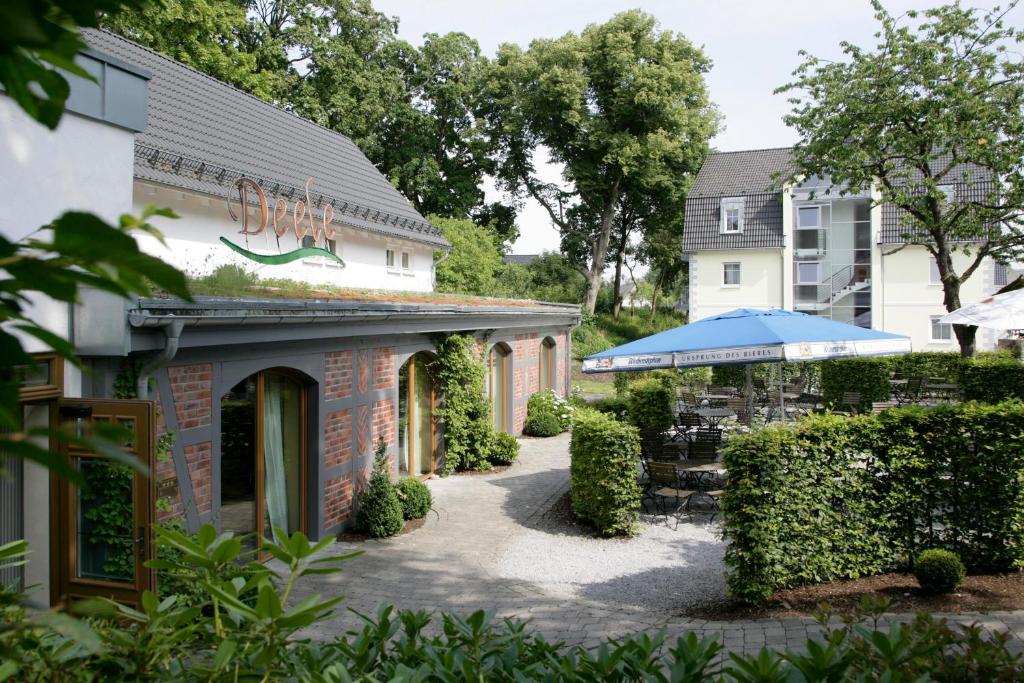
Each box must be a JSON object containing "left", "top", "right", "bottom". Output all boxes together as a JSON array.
[
  {"left": 778, "top": 1, "right": 1024, "bottom": 356},
  {"left": 480, "top": 10, "right": 717, "bottom": 314}
]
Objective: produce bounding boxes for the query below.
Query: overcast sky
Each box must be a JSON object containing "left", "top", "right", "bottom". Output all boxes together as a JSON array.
[{"left": 373, "top": 0, "right": 1007, "bottom": 255}]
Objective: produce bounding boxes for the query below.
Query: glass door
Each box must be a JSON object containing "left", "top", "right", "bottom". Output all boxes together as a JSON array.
[
  {"left": 489, "top": 345, "right": 509, "bottom": 432},
  {"left": 407, "top": 354, "right": 435, "bottom": 477},
  {"left": 260, "top": 372, "right": 305, "bottom": 538},
  {"left": 55, "top": 399, "right": 155, "bottom": 607}
]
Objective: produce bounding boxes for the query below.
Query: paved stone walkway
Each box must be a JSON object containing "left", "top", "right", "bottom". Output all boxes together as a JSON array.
[{"left": 295, "top": 433, "right": 1024, "bottom": 654}]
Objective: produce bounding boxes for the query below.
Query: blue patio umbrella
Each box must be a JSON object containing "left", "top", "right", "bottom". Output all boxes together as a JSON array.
[{"left": 582, "top": 308, "right": 911, "bottom": 419}]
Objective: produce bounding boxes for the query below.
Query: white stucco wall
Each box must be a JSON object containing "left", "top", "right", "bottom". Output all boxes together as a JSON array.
[
  {"left": 688, "top": 249, "right": 785, "bottom": 321},
  {"left": 134, "top": 184, "right": 437, "bottom": 292},
  {"left": 0, "top": 96, "right": 136, "bottom": 358},
  {"left": 878, "top": 245, "right": 998, "bottom": 352}
]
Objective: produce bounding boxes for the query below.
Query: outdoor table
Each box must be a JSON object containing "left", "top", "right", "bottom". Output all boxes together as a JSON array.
[
  {"left": 700, "top": 393, "right": 733, "bottom": 407},
  {"left": 924, "top": 383, "right": 959, "bottom": 402},
  {"left": 695, "top": 407, "right": 735, "bottom": 428},
  {"left": 677, "top": 461, "right": 726, "bottom": 489}
]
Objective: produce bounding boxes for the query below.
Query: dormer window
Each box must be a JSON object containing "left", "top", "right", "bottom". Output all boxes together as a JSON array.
[{"left": 720, "top": 197, "right": 744, "bottom": 234}]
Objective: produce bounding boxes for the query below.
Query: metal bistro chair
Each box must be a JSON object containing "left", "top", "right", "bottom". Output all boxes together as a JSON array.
[
  {"left": 646, "top": 461, "right": 696, "bottom": 516},
  {"left": 687, "top": 427, "right": 722, "bottom": 461},
  {"left": 725, "top": 396, "right": 751, "bottom": 426},
  {"left": 838, "top": 392, "right": 862, "bottom": 415},
  {"left": 678, "top": 391, "right": 699, "bottom": 411},
  {"left": 672, "top": 411, "right": 702, "bottom": 442}
]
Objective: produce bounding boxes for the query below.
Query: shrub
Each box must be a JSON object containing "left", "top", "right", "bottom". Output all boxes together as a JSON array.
[
  {"left": 356, "top": 437, "right": 404, "bottom": 537},
  {"left": 591, "top": 395, "right": 630, "bottom": 418},
  {"left": 525, "top": 389, "right": 573, "bottom": 433},
  {"left": 525, "top": 411, "right": 561, "bottom": 437},
  {"left": 626, "top": 378, "right": 675, "bottom": 432},
  {"left": 569, "top": 408, "right": 641, "bottom": 535},
  {"left": 489, "top": 431, "right": 520, "bottom": 465},
  {"left": 961, "top": 356, "right": 1024, "bottom": 403},
  {"left": 723, "top": 402, "right": 1024, "bottom": 603},
  {"left": 914, "top": 549, "right": 966, "bottom": 595},
  {"left": 394, "top": 477, "right": 432, "bottom": 520}
]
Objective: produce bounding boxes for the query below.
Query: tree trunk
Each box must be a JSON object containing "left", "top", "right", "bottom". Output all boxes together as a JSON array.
[
  {"left": 611, "top": 225, "right": 630, "bottom": 321},
  {"left": 649, "top": 270, "right": 664, "bottom": 321},
  {"left": 582, "top": 176, "right": 622, "bottom": 315},
  {"left": 934, "top": 243, "right": 977, "bottom": 358}
]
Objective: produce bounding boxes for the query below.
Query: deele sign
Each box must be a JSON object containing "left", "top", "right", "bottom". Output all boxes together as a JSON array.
[{"left": 222, "top": 176, "right": 345, "bottom": 266}]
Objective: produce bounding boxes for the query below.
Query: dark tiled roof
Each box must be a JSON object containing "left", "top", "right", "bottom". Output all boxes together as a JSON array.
[
  {"left": 689, "top": 148, "right": 794, "bottom": 197},
  {"left": 683, "top": 192, "right": 784, "bottom": 251},
  {"left": 880, "top": 178, "right": 999, "bottom": 243},
  {"left": 82, "top": 29, "right": 448, "bottom": 249}
]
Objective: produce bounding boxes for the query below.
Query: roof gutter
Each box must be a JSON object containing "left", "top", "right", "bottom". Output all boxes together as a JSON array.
[{"left": 135, "top": 319, "right": 184, "bottom": 399}]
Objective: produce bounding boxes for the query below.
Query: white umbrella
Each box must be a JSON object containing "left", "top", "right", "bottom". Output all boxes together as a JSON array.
[{"left": 939, "top": 289, "right": 1024, "bottom": 330}]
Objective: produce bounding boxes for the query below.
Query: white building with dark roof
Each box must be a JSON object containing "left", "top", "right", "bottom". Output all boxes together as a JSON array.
[
  {"left": 683, "top": 148, "right": 1007, "bottom": 352},
  {"left": 1, "top": 31, "right": 578, "bottom": 607}
]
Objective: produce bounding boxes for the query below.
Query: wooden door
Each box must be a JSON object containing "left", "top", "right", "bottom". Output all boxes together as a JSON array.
[{"left": 54, "top": 399, "right": 155, "bottom": 607}]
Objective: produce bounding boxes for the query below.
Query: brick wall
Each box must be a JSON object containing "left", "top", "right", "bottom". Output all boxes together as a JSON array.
[
  {"left": 184, "top": 441, "right": 212, "bottom": 516},
  {"left": 325, "top": 351, "right": 352, "bottom": 400},
  {"left": 373, "top": 347, "right": 395, "bottom": 390},
  {"left": 355, "top": 404, "right": 370, "bottom": 455},
  {"left": 323, "top": 473, "right": 353, "bottom": 528},
  {"left": 167, "top": 364, "right": 212, "bottom": 429},
  {"left": 324, "top": 409, "right": 352, "bottom": 468},
  {"left": 372, "top": 399, "right": 396, "bottom": 448},
  {"left": 356, "top": 349, "right": 370, "bottom": 394},
  {"left": 153, "top": 393, "right": 183, "bottom": 521}
]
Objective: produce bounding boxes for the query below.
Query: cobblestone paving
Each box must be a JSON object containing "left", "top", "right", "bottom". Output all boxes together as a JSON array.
[{"left": 295, "top": 433, "right": 1024, "bottom": 654}]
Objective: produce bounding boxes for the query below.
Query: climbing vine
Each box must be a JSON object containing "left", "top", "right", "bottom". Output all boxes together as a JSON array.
[{"left": 430, "top": 333, "right": 494, "bottom": 474}]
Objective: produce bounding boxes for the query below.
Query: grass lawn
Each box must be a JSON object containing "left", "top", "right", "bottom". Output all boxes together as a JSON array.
[{"left": 574, "top": 378, "right": 615, "bottom": 396}]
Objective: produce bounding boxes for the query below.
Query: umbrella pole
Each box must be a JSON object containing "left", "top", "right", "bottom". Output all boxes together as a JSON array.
[
  {"left": 779, "top": 361, "right": 786, "bottom": 423},
  {"left": 744, "top": 364, "right": 753, "bottom": 427}
]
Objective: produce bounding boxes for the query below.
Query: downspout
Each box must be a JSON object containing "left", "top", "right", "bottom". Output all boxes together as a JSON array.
[{"left": 135, "top": 319, "right": 184, "bottom": 399}]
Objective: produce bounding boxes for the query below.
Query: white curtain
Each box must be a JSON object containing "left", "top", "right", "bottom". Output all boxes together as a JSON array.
[{"left": 262, "top": 377, "right": 287, "bottom": 535}]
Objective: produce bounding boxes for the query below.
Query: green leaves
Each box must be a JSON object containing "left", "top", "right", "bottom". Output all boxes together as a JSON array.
[{"left": 569, "top": 407, "right": 642, "bottom": 536}]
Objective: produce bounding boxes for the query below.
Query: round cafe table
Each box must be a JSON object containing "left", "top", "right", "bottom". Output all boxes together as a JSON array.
[{"left": 695, "top": 407, "right": 735, "bottom": 428}]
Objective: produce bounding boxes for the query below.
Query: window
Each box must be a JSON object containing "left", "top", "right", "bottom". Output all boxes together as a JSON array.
[
  {"left": 327, "top": 238, "right": 338, "bottom": 255},
  {"left": 401, "top": 251, "right": 411, "bottom": 271},
  {"left": 301, "top": 235, "right": 315, "bottom": 249},
  {"left": 796, "top": 262, "right": 821, "bottom": 285},
  {"left": 386, "top": 249, "right": 396, "bottom": 269},
  {"left": 722, "top": 262, "right": 741, "bottom": 286},
  {"left": 938, "top": 184, "right": 956, "bottom": 204},
  {"left": 930, "top": 315, "right": 953, "bottom": 342},
  {"left": 720, "top": 198, "right": 744, "bottom": 234},
  {"left": 929, "top": 257, "right": 942, "bottom": 285},
  {"left": 995, "top": 262, "right": 1009, "bottom": 287},
  {"left": 797, "top": 206, "right": 821, "bottom": 229}
]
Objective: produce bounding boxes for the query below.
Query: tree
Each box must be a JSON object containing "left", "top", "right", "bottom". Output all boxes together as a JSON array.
[
  {"left": 432, "top": 216, "right": 507, "bottom": 296},
  {"left": 480, "top": 10, "right": 717, "bottom": 314},
  {"left": 778, "top": 1, "right": 1024, "bottom": 357}
]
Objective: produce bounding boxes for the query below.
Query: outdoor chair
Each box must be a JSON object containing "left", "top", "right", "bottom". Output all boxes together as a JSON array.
[
  {"left": 903, "top": 376, "right": 924, "bottom": 404},
  {"left": 725, "top": 396, "right": 751, "bottom": 425},
  {"left": 687, "top": 427, "right": 721, "bottom": 461},
  {"left": 678, "top": 391, "right": 699, "bottom": 410},
  {"left": 645, "top": 461, "right": 696, "bottom": 516},
  {"left": 705, "top": 489, "right": 725, "bottom": 522},
  {"left": 672, "top": 411, "right": 702, "bottom": 442},
  {"left": 839, "top": 392, "right": 862, "bottom": 414},
  {"left": 871, "top": 401, "right": 899, "bottom": 414}
]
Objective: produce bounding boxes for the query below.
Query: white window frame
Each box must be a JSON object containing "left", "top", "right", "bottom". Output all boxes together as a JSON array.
[
  {"left": 928, "top": 256, "right": 942, "bottom": 286},
  {"left": 720, "top": 197, "right": 745, "bottom": 234},
  {"left": 929, "top": 315, "right": 953, "bottom": 343},
  {"left": 401, "top": 250, "right": 413, "bottom": 274},
  {"left": 796, "top": 205, "right": 822, "bottom": 229},
  {"left": 386, "top": 247, "right": 397, "bottom": 272},
  {"left": 937, "top": 184, "right": 956, "bottom": 204},
  {"left": 722, "top": 262, "right": 741, "bottom": 287},
  {"left": 796, "top": 261, "right": 822, "bottom": 285}
]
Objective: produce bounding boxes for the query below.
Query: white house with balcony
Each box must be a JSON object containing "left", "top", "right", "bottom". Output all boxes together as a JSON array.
[{"left": 683, "top": 147, "right": 1009, "bottom": 352}]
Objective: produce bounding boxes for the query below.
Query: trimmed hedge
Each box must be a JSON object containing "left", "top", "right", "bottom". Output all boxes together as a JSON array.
[
  {"left": 914, "top": 549, "right": 965, "bottom": 595},
  {"left": 723, "top": 402, "right": 1024, "bottom": 603},
  {"left": 819, "top": 351, "right": 1024, "bottom": 408},
  {"left": 820, "top": 357, "right": 892, "bottom": 410},
  {"left": 626, "top": 378, "right": 675, "bottom": 433},
  {"left": 569, "top": 408, "right": 641, "bottom": 536}
]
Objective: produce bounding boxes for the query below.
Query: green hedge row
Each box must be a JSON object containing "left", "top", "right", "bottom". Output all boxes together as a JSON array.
[
  {"left": 819, "top": 351, "right": 1024, "bottom": 408},
  {"left": 569, "top": 408, "right": 641, "bottom": 535},
  {"left": 626, "top": 378, "right": 676, "bottom": 433},
  {"left": 722, "top": 402, "right": 1024, "bottom": 603}
]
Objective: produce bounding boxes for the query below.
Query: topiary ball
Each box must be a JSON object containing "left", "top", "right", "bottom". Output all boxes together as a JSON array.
[
  {"left": 525, "top": 411, "right": 562, "bottom": 437},
  {"left": 914, "top": 549, "right": 966, "bottom": 594},
  {"left": 395, "top": 477, "right": 432, "bottom": 520},
  {"left": 489, "top": 431, "right": 521, "bottom": 465},
  {"left": 356, "top": 473, "right": 404, "bottom": 538}
]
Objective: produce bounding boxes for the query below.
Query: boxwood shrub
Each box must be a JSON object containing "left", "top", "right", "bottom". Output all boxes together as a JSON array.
[
  {"left": 395, "top": 477, "right": 432, "bottom": 520},
  {"left": 914, "top": 549, "right": 966, "bottom": 595},
  {"left": 524, "top": 389, "right": 572, "bottom": 436},
  {"left": 569, "top": 408, "right": 641, "bottom": 536},
  {"left": 489, "top": 431, "right": 520, "bottom": 465},
  {"left": 626, "top": 378, "right": 675, "bottom": 433},
  {"left": 357, "top": 438, "right": 405, "bottom": 538},
  {"left": 723, "top": 402, "right": 1024, "bottom": 603}
]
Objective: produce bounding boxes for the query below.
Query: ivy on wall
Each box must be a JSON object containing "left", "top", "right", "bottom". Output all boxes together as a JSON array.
[{"left": 431, "top": 333, "right": 494, "bottom": 474}]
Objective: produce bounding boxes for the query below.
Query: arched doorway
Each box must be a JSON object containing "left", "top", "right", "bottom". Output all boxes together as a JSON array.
[
  {"left": 398, "top": 352, "right": 436, "bottom": 478},
  {"left": 539, "top": 337, "right": 556, "bottom": 392},
  {"left": 220, "top": 369, "right": 308, "bottom": 551},
  {"left": 488, "top": 343, "right": 511, "bottom": 432}
]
